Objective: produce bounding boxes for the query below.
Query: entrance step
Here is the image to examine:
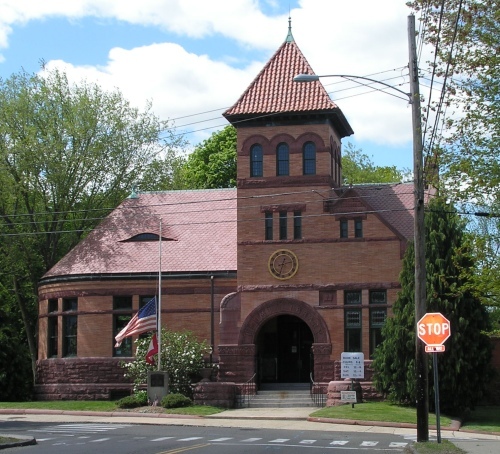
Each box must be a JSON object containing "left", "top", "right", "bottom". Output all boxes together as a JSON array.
[{"left": 249, "top": 385, "right": 318, "bottom": 408}]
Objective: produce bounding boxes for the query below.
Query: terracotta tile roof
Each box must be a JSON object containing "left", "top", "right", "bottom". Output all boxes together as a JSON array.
[
  {"left": 223, "top": 35, "right": 353, "bottom": 137},
  {"left": 42, "top": 189, "right": 237, "bottom": 279}
]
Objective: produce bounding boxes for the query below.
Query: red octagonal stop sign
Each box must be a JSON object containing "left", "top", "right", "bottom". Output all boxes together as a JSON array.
[{"left": 417, "top": 312, "right": 451, "bottom": 346}]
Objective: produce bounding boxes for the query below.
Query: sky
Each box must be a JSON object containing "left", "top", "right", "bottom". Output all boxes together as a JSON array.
[{"left": 0, "top": 0, "right": 423, "bottom": 171}]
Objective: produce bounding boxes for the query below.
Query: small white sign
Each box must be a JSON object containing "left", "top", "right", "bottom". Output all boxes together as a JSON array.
[
  {"left": 341, "top": 352, "right": 365, "bottom": 379},
  {"left": 340, "top": 391, "right": 357, "bottom": 402}
]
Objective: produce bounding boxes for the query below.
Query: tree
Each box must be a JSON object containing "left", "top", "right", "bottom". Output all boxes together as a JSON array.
[
  {"left": 408, "top": 0, "right": 499, "bottom": 206},
  {"left": 342, "top": 143, "right": 409, "bottom": 184},
  {"left": 0, "top": 68, "right": 181, "bottom": 382},
  {"left": 182, "top": 125, "right": 237, "bottom": 189},
  {"left": 121, "top": 330, "right": 211, "bottom": 397},
  {"left": 373, "top": 197, "right": 492, "bottom": 415}
]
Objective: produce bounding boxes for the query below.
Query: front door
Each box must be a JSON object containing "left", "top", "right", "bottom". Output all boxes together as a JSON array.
[{"left": 256, "top": 314, "right": 313, "bottom": 383}]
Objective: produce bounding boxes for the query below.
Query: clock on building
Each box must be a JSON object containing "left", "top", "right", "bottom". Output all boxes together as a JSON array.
[{"left": 268, "top": 249, "right": 299, "bottom": 280}]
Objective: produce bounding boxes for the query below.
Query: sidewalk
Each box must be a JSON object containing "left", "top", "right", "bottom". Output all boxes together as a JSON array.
[{"left": 1, "top": 407, "right": 500, "bottom": 453}]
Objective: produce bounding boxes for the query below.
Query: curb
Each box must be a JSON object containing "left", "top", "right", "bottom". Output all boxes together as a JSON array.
[{"left": 0, "top": 435, "right": 36, "bottom": 450}]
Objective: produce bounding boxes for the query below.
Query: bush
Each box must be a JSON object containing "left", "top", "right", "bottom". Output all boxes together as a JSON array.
[
  {"left": 116, "top": 393, "right": 147, "bottom": 409},
  {"left": 161, "top": 393, "right": 192, "bottom": 408}
]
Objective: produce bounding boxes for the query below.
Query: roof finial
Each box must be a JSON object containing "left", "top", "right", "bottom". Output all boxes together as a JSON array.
[{"left": 285, "top": 16, "right": 294, "bottom": 43}]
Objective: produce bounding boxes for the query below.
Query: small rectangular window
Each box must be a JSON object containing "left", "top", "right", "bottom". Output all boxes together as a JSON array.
[
  {"left": 340, "top": 219, "right": 348, "bottom": 238},
  {"left": 369, "top": 290, "right": 387, "bottom": 357},
  {"left": 279, "top": 211, "right": 287, "bottom": 240},
  {"left": 345, "top": 290, "right": 362, "bottom": 305},
  {"left": 48, "top": 298, "right": 58, "bottom": 358},
  {"left": 113, "top": 296, "right": 133, "bottom": 357},
  {"left": 265, "top": 211, "right": 273, "bottom": 240},
  {"left": 355, "top": 218, "right": 363, "bottom": 238},
  {"left": 293, "top": 211, "right": 302, "bottom": 240},
  {"left": 62, "top": 298, "right": 78, "bottom": 357}
]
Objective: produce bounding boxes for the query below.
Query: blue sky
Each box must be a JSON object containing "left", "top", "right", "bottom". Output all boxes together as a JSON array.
[{"left": 0, "top": 0, "right": 422, "bottom": 171}]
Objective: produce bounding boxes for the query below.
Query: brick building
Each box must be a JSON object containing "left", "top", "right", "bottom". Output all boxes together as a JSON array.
[{"left": 36, "top": 25, "right": 420, "bottom": 400}]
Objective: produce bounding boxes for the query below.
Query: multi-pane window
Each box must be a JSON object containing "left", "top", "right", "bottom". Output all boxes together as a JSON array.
[
  {"left": 47, "top": 299, "right": 58, "bottom": 358},
  {"left": 279, "top": 211, "right": 287, "bottom": 240},
  {"left": 340, "top": 219, "right": 348, "bottom": 238},
  {"left": 344, "top": 291, "right": 362, "bottom": 352},
  {"left": 113, "top": 296, "right": 133, "bottom": 357},
  {"left": 62, "top": 298, "right": 78, "bottom": 357},
  {"left": 265, "top": 211, "right": 273, "bottom": 240},
  {"left": 250, "top": 144, "right": 263, "bottom": 177},
  {"left": 369, "top": 290, "right": 387, "bottom": 357},
  {"left": 293, "top": 211, "right": 302, "bottom": 240},
  {"left": 303, "top": 141, "right": 316, "bottom": 175},
  {"left": 276, "top": 143, "right": 289, "bottom": 176},
  {"left": 355, "top": 218, "right": 363, "bottom": 238}
]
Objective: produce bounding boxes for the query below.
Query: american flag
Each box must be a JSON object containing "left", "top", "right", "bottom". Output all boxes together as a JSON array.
[{"left": 114, "top": 297, "right": 157, "bottom": 347}]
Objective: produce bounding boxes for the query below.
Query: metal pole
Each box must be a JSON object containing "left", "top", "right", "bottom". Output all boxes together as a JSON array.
[
  {"left": 433, "top": 353, "right": 442, "bottom": 443},
  {"left": 210, "top": 275, "right": 214, "bottom": 365},
  {"left": 408, "top": 14, "right": 428, "bottom": 442},
  {"left": 157, "top": 219, "right": 162, "bottom": 371}
]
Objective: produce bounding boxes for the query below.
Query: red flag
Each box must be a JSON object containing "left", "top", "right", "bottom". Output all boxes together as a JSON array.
[{"left": 146, "top": 333, "right": 158, "bottom": 365}]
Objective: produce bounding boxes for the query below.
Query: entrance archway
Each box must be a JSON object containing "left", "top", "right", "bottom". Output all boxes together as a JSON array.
[
  {"left": 236, "top": 298, "right": 332, "bottom": 384},
  {"left": 256, "top": 314, "right": 313, "bottom": 383}
]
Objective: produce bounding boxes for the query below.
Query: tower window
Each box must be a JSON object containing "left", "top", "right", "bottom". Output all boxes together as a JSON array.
[
  {"left": 250, "top": 144, "right": 263, "bottom": 177},
  {"left": 62, "top": 298, "right": 78, "bottom": 357},
  {"left": 279, "top": 211, "right": 287, "bottom": 240},
  {"left": 276, "top": 142, "right": 289, "bottom": 176},
  {"left": 113, "top": 296, "right": 133, "bottom": 357},
  {"left": 265, "top": 211, "right": 273, "bottom": 240},
  {"left": 303, "top": 141, "right": 316, "bottom": 175},
  {"left": 293, "top": 211, "right": 302, "bottom": 239}
]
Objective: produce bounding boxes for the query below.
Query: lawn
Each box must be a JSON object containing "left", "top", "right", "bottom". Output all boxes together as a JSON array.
[{"left": 310, "top": 401, "right": 453, "bottom": 427}]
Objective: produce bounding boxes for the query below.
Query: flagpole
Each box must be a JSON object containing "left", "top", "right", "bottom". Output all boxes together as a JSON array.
[{"left": 157, "top": 218, "right": 162, "bottom": 371}]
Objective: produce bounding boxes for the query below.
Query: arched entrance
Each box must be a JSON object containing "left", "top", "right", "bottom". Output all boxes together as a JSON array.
[{"left": 256, "top": 314, "right": 313, "bottom": 383}]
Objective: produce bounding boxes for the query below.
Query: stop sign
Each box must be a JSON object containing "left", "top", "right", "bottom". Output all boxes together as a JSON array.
[{"left": 417, "top": 312, "right": 451, "bottom": 346}]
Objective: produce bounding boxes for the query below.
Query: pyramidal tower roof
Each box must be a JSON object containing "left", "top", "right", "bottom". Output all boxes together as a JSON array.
[{"left": 223, "top": 19, "right": 353, "bottom": 137}]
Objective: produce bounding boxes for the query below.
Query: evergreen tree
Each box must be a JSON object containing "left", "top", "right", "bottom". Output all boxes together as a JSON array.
[{"left": 373, "top": 197, "right": 492, "bottom": 415}]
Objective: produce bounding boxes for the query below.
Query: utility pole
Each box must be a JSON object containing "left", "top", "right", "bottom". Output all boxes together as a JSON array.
[{"left": 408, "top": 14, "right": 428, "bottom": 442}]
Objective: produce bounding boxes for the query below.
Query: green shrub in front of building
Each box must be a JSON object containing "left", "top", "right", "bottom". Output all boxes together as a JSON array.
[
  {"left": 121, "top": 329, "right": 211, "bottom": 397},
  {"left": 161, "top": 393, "right": 192, "bottom": 408}
]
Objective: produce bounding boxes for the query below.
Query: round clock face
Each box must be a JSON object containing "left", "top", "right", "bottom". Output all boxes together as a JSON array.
[{"left": 268, "top": 249, "right": 299, "bottom": 280}]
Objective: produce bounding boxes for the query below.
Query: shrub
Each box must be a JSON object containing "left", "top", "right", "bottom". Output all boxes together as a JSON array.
[
  {"left": 161, "top": 393, "right": 192, "bottom": 408},
  {"left": 116, "top": 392, "right": 148, "bottom": 409}
]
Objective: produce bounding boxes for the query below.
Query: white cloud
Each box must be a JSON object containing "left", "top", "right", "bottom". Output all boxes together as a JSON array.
[{"left": 0, "top": 0, "right": 421, "bottom": 151}]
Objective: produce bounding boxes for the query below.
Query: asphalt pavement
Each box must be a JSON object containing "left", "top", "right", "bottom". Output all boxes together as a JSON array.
[{"left": 1, "top": 407, "right": 499, "bottom": 453}]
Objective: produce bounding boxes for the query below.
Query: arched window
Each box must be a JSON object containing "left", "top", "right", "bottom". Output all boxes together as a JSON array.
[
  {"left": 303, "top": 141, "right": 316, "bottom": 175},
  {"left": 250, "top": 144, "right": 263, "bottom": 177},
  {"left": 276, "top": 142, "right": 289, "bottom": 176}
]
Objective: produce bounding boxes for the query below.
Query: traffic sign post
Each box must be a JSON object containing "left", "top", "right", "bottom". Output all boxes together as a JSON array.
[{"left": 417, "top": 313, "right": 451, "bottom": 444}]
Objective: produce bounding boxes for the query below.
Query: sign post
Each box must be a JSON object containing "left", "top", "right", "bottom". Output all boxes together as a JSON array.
[
  {"left": 417, "top": 313, "right": 451, "bottom": 444},
  {"left": 341, "top": 352, "right": 364, "bottom": 408}
]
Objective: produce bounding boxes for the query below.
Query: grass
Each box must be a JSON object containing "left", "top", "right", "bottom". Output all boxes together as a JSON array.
[
  {"left": 461, "top": 406, "right": 500, "bottom": 432},
  {"left": 0, "top": 401, "right": 225, "bottom": 416},
  {"left": 310, "top": 401, "right": 453, "bottom": 427},
  {"left": 405, "top": 440, "right": 466, "bottom": 454}
]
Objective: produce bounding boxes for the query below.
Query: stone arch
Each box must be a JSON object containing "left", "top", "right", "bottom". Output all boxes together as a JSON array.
[{"left": 238, "top": 298, "right": 330, "bottom": 345}]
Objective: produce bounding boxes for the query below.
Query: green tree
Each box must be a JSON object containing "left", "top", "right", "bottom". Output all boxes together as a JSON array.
[
  {"left": 0, "top": 68, "right": 181, "bottom": 382},
  {"left": 373, "top": 197, "right": 492, "bottom": 415},
  {"left": 122, "top": 330, "right": 211, "bottom": 397},
  {"left": 182, "top": 125, "right": 237, "bottom": 189},
  {"left": 342, "top": 143, "right": 409, "bottom": 184},
  {"left": 408, "top": 0, "right": 499, "bottom": 205}
]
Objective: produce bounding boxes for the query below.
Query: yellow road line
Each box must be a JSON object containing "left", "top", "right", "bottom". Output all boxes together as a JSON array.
[{"left": 158, "top": 442, "right": 210, "bottom": 454}]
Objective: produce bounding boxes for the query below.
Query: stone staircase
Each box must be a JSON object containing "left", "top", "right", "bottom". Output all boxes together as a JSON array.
[{"left": 248, "top": 383, "right": 319, "bottom": 408}]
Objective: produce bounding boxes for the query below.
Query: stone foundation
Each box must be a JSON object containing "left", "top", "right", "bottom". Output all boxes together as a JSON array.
[
  {"left": 326, "top": 379, "right": 363, "bottom": 406},
  {"left": 193, "top": 382, "right": 236, "bottom": 408},
  {"left": 35, "top": 357, "right": 133, "bottom": 400}
]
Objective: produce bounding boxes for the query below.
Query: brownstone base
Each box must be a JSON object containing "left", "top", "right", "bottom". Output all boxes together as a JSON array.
[
  {"left": 35, "top": 358, "right": 133, "bottom": 400},
  {"left": 193, "top": 382, "right": 236, "bottom": 408}
]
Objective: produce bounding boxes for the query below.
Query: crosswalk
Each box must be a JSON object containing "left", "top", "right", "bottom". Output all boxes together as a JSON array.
[{"left": 32, "top": 423, "right": 410, "bottom": 449}]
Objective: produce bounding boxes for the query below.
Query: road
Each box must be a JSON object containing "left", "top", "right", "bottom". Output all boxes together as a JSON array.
[{"left": 0, "top": 421, "right": 411, "bottom": 453}]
